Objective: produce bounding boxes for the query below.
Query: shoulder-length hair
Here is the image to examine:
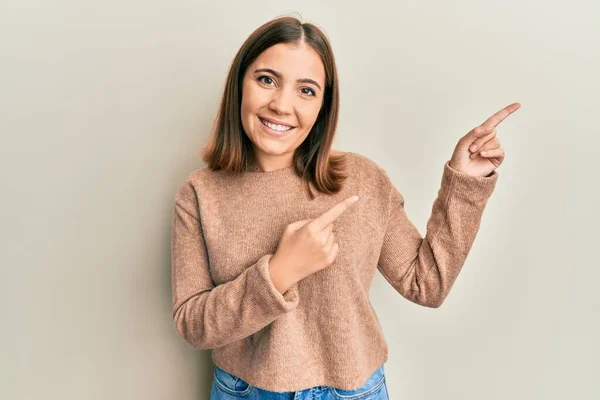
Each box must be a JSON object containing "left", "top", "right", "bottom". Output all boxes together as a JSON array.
[{"left": 201, "top": 15, "right": 348, "bottom": 199}]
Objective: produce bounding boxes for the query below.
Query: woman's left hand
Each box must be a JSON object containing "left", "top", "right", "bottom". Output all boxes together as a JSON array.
[{"left": 449, "top": 102, "right": 521, "bottom": 177}]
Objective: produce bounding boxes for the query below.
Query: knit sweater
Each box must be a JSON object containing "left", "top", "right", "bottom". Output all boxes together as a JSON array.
[{"left": 171, "top": 150, "right": 498, "bottom": 392}]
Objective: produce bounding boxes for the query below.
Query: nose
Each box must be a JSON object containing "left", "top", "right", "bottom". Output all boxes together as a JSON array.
[{"left": 268, "top": 89, "right": 293, "bottom": 115}]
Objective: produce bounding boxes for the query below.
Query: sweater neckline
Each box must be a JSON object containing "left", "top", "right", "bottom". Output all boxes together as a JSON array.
[
  {"left": 246, "top": 165, "right": 294, "bottom": 174},
  {"left": 243, "top": 159, "right": 296, "bottom": 177},
  {"left": 241, "top": 164, "right": 297, "bottom": 183}
]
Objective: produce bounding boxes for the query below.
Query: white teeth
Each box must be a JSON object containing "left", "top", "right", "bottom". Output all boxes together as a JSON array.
[{"left": 261, "top": 118, "right": 292, "bottom": 132}]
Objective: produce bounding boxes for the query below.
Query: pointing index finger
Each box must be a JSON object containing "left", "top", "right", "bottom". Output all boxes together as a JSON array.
[
  {"left": 481, "top": 102, "right": 521, "bottom": 129},
  {"left": 309, "top": 195, "right": 360, "bottom": 232}
]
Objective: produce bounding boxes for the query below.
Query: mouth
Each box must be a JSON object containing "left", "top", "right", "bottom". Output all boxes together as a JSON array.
[{"left": 258, "top": 116, "right": 296, "bottom": 137}]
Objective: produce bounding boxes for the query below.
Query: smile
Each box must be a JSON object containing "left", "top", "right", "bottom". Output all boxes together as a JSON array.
[{"left": 259, "top": 117, "right": 296, "bottom": 137}]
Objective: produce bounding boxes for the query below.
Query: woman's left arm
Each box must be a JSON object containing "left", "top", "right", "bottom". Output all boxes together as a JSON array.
[
  {"left": 377, "top": 162, "right": 498, "bottom": 308},
  {"left": 376, "top": 102, "right": 520, "bottom": 307}
]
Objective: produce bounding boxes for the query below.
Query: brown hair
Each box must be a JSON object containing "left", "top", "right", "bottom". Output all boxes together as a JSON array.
[{"left": 201, "top": 15, "right": 348, "bottom": 199}]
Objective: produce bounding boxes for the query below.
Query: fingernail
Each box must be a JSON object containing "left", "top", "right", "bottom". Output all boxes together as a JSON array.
[{"left": 470, "top": 144, "right": 477, "bottom": 152}]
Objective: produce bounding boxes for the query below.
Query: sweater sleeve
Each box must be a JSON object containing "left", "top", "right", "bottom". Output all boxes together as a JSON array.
[
  {"left": 171, "top": 180, "right": 300, "bottom": 350},
  {"left": 376, "top": 160, "right": 498, "bottom": 308}
]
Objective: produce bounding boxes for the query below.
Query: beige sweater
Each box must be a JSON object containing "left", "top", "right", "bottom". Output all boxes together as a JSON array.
[{"left": 171, "top": 151, "right": 498, "bottom": 392}]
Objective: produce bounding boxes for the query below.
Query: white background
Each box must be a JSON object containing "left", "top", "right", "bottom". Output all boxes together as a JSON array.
[{"left": 1, "top": 1, "right": 598, "bottom": 399}]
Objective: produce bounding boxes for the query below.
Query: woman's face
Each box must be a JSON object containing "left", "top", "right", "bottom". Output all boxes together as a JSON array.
[{"left": 240, "top": 42, "right": 326, "bottom": 170}]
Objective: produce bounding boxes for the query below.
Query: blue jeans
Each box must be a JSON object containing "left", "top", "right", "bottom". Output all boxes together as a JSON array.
[{"left": 210, "top": 364, "right": 389, "bottom": 399}]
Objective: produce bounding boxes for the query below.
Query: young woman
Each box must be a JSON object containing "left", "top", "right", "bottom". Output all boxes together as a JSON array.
[{"left": 171, "top": 15, "right": 520, "bottom": 400}]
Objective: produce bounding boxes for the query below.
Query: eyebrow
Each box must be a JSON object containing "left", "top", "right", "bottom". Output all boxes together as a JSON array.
[{"left": 254, "top": 68, "right": 322, "bottom": 91}]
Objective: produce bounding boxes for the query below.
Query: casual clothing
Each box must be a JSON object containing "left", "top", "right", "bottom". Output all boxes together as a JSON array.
[
  {"left": 210, "top": 364, "right": 389, "bottom": 399},
  {"left": 171, "top": 151, "right": 498, "bottom": 392}
]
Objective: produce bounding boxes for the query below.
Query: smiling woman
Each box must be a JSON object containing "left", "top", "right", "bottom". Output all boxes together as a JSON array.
[
  {"left": 171, "top": 13, "right": 500, "bottom": 400},
  {"left": 241, "top": 42, "right": 325, "bottom": 159},
  {"left": 201, "top": 15, "right": 347, "bottom": 200}
]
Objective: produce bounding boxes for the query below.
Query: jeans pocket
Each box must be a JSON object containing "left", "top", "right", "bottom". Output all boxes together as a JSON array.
[
  {"left": 213, "top": 365, "right": 253, "bottom": 396},
  {"left": 331, "top": 365, "right": 386, "bottom": 400}
]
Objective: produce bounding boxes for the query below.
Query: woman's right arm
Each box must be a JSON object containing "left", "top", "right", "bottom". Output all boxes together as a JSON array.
[{"left": 171, "top": 181, "right": 300, "bottom": 350}]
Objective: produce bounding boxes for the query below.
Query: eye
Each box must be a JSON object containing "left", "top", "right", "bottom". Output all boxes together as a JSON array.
[
  {"left": 257, "top": 75, "right": 316, "bottom": 97},
  {"left": 257, "top": 75, "right": 274, "bottom": 86},
  {"left": 301, "top": 87, "right": 316, "bottom": 97}
]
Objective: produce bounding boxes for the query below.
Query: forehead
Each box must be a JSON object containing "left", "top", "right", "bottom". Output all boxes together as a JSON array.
[{"left": 251, "top": 42, "right": 325, "bottom": 86}]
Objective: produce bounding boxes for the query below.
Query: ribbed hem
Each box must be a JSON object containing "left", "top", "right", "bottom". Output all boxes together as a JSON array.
[
  {"left": 254, "top": 254, "right": 300, "bottom": 313},
  {"left": 442, "top": 160, "right": 498, "bottom": 201}
]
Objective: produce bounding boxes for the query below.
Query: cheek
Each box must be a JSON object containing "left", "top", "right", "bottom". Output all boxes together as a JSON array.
[
  {"left": 240, "top": 85, "right": 256, "bottom": 115},
  {"left": 297, "top": 103, "right": 322, "bottom": 126},
  {"left": 240, "top": 91, "right": 257, "bottom": 132},
  {"left": 242, "top": 85, "right": 270, "bottom": 110}
]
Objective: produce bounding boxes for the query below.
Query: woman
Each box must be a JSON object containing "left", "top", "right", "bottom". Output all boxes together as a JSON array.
[{"left": 171, "top": 15, "right": 520, "bottom": 399}]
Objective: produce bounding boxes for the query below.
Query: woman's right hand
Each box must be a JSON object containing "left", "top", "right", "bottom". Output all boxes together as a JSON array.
[{"left": 268, "top": 195, "right": 361, "bottom": 293}]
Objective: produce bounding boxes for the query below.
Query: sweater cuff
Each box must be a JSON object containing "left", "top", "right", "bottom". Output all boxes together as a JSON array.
[
  {"left": 254, "top": 254, "right": 300, "bottom": 313},
  {"left": 442, "top": 161, "right": 498, "bottom": 201}
]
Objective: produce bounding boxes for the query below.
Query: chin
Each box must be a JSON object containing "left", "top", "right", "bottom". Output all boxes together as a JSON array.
[{"left": 256, "top": 140, "right": 292, "bottom": 155}]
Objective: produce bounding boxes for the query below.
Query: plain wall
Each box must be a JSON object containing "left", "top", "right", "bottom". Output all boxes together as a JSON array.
[{"left": 1, "top": 1, "right": 598, "bottom": 399}]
